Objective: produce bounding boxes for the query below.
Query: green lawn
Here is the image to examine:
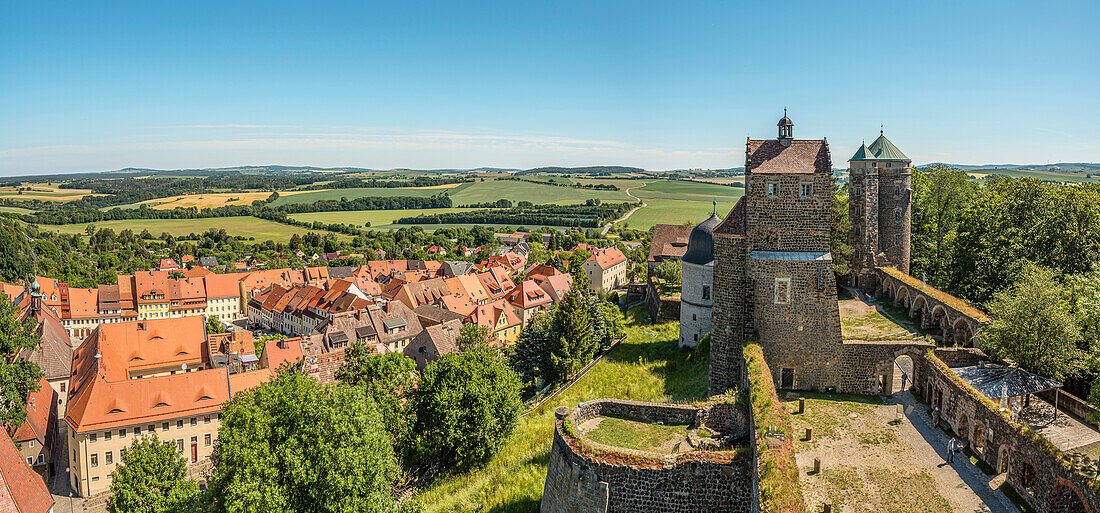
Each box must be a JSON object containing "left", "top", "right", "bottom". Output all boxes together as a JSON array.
[
  {"left": 623, "top": 198, "right": 740, "bottom": 230},
  {"left": 45, "top": 217, "right": 348, "bottom": 241},
  {"left": 419, "top": 308, "right": 708, "bottom": 512},
  {"left": 586, "top": 416, "right": 691, "bottom": 454}
]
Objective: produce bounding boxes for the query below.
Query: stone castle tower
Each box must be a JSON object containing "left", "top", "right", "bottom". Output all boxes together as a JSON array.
[
  {"left": 678, "top": 208, "right": 720, "bottom": 348},
  {"left": 710, "top": 112, "right": 843, "bottom": 395},
  {"left": 848, "top": 129, "right": 912, "bottom": 288}
]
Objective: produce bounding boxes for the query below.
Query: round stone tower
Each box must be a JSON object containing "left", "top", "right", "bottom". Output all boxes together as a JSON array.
[{"left": 679, "top": 208, "right": 721, "bottom": 348}]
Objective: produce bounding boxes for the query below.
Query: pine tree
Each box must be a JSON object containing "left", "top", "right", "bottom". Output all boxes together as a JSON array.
[{"left": 548, "top": 290, "right": 595, "bottom": 381}]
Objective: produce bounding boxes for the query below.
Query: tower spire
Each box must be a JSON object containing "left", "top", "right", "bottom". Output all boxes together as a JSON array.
[{"left": 880, "top": 124, "right": 884, "bottom": 136}]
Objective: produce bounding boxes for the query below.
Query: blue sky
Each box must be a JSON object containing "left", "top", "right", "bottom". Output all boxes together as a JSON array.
[{"left": 1, "top": 1, "right": 1097, "bottom": 175}]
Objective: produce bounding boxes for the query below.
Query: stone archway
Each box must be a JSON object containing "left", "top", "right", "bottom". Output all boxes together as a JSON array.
[
  {"left": 972, "top": 422, "right": 986, "bottom": 455},
  {"left": 953, "top": 317, "right": 975, "bottom": 347},
  {"left": 896, "top": 286, "right": 911, "bottom": 309},
  {"left": 956, "top": 412, "right": 970, "bottom": 440},
  {"left": 997, "top": 444, "right": 1010, "bottom": 474},
  {"left": 890, "top": 354, "right": 915, "bottom": 394},
  {"left": 1052, "top": 479, "right": 1090, "bottom": 513},
  {"left": 930, "top": 305, "right": 952, "bottom": 345},
  {"left": 881, "top": 278, "right": 895, "bottom": 300},
  {"left": 910, "top": 295, "right": 928, "bottom": 326}
]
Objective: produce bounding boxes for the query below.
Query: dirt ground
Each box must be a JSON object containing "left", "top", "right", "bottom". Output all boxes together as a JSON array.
[{"left": 785, "top": 391, "right": 1018, "bottom": 513}]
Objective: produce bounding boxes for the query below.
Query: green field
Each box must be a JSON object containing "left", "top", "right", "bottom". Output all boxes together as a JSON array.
[
  {"left": 635, "top": 180, "right": 745, "bottom": 198},
  {"left": 969, "top": 168, "right": 1100, "bottom": 183},
  {"left": 44, "top": 217, "right": 347, "bottom": 241},
  {"left": 623, "top": 198, "right": 739, "bottom": 230},
  {"left": 419, "top": 309, "right": 706, "bottom": 512},
  {"left": 0, "top": 206, "right": 36, "bottom": 214},
  {"left": 448, "top": 180, "right": 632, "bottom": 205},
  {"left": 267, "top": 183, "right": 473, "bottom": 206},
  {"left": 290, "top": 208, "right": 474, "bottom": 228}
]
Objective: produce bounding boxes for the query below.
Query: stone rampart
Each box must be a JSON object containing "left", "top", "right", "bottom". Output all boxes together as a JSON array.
[
  {"left": 541, "top": 398, "right": 754, "bottom": 513},
  {"left": 872, "top": 266, "right": 988, "bottom": 347},
  {"left": 914, "top": 350, "right": 1100, "bottom": 513},
  {"left": 645, "top": 279, "right": 681, "bottom": 324}
]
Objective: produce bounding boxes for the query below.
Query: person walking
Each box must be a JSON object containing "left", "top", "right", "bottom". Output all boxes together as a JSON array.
[{"left": 947, "top": 437, "right": 957, "bottom": 463}]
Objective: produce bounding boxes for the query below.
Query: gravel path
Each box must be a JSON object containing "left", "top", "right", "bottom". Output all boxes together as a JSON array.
[{"left": 889, "top": 392, "right": 1018, "bottom": 513}]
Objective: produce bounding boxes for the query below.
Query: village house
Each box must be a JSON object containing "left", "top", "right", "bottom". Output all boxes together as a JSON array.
[
  {"left": 0, "top": 434, "right": 54, "bottom": 513},
  {"left": 580, "top": 247, "right": 628, "bottom": 293}
]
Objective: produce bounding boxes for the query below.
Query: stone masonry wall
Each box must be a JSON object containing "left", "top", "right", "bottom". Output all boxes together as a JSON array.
[
  {"left": 849, "top": 168, "right": 880, "bottom": 288},
  {"left": 877, "top": 167, "right": 912, "bottom": 275},
  {"left": 748, "top": 256, "right": 842, "bottom": 391},
  {"left": 711, "top": 233, "right": 750, "bottom": 395},
  {"left": 836, "top": 339, "right": 934, "bottom": 394},
  {"left": 914, "top": 351, "right": 1100, "bottom": 513},
  {"left": 541, "top": 400, "right": 754, "bottom": 513},
  {"left": 745, "top": 174, "right": 832, "bottom": 253}
]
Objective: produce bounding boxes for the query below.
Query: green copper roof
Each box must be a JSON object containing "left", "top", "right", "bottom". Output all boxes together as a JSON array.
[
  {"left": 849, "top": 143, "right": 876, "bottom": 161},
  {"left": 867, "top": 134, "right": 909, "bottom": 161}
]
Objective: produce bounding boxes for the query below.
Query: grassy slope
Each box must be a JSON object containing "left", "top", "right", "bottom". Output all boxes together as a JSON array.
[
  {"left": 624, "top": 198, "right": 741, "bottom": 230},
  {"left": 45, "top": 217, "right": 349, "bottom": 241},
  {"left": 636, "top": 180, "right": 744, "bottom": 197},
  {"left": 420, "top": 309, "right": 707, "bottom": 512}
]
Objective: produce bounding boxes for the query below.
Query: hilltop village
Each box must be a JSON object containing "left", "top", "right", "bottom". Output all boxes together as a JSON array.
[{"left": 2, "top": 117, "right": 1099, "bottom": 513}]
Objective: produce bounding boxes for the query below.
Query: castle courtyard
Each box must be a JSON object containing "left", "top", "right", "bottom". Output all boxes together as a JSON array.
[{"left": 787, "top": 391, "right": 1019, "bottom": 513}]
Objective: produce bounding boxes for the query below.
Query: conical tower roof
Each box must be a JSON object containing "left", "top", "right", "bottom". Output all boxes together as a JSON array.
[
  {"left": 867, "top": 134, "right": 908, "bottom": 161},
  {"left": 849, "top": 142, "right": 876, "bottom": 161}
]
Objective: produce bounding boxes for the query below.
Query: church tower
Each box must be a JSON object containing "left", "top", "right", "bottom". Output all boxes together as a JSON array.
[{"left": 848, "top": 128, "right": 912, "bottom": 287}]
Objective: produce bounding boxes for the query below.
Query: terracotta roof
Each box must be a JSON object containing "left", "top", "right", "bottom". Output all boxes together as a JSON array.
[
  {"left": 8, "top": 378, "right": 54, "bottom": 446},
  {"left": 404, "top": 319, "right": 461, "bottom": 368},
  {"left": 540, "top": 274, "right": 573, "bottom": 301},
  {"left": 0, "top": 434, "right": 54, "bottom": 513},
  {"left": 445, "top": 275, "right": 490, "bottom": 305},
  {"left": 468, "top": 298, "right": 521, "bottom": 338},
  {"left": 714, "top": 196, "right": 747, "bottom": 236},
  {"left": 746, "top": 138, "right": 831, "bottom": 174},
  {"left": 304, "top": 350, "right": 349, "bottom": 384},
  {"left": 63, "top": 287, "right": 99, "bottom": 319},
  {"left": 203, "top": 273, "right": 240, "bottom": 299},
  {"left": 587, "top": 247, "right": 627, "bottom": 270},
  {"left": 525, "top": 263, "right": 563, "bottom": 283},
  {"left": 413, "top": 304, "right": 465, "bottom": 327},
  {"left": 506, "top": 280, "right": 552, "bottom": 309},
  {"left": 648, "top": 224, "right": 693, "bottom": 262}
]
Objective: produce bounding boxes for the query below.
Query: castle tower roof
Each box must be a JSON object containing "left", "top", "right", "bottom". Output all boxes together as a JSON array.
[
  {"left": 867, "top": 133, "right": 909, "bottom": 161},
  {"left": 849, "top": 142, "right": 876, "bottom": 161},
  {"left": 681, "top": 212, "right": 722, "bottom": 265}
]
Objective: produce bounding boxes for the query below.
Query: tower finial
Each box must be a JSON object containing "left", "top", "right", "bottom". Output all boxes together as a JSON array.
[
  {"left": 880, "top": 124, "right": 884, "bottom": 136},
  {"left": 712, "top": 200, "right": 717, "bottom": 215}
]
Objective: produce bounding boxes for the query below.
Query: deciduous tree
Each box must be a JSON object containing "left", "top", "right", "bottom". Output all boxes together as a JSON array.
[
  {"left": 205, "top": 368, "right": 397, "bottom": 513},
  {"left": 335, "top": 347, "right": 419, "bottom": 452},
  {"left": 0, "top": 293, "right": 43, "bottom": 430},
  {"left": 108, "top": 437, "right": 199, "bottom": 513},
  {"left": 414, "top": 346, "right": 522, "bottom": 471}
]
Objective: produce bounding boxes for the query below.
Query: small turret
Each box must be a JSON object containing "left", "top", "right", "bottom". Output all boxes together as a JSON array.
[{"left": 777, "top": 109, "right": 793, "bottom": 146}]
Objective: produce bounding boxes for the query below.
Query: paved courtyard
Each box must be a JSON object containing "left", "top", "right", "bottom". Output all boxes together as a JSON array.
[{"left": 786, "top": 390, "right": 1019, "bottom": 513}]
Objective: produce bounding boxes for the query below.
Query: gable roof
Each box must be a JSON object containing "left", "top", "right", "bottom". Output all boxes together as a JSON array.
[
  {"left": 586, "top": 247, "right": 627, "bottom": 270},
  {"left": 506, "top": 280, "right": 552, "bottom": 309},
  {"left": 8, "top": 378, "right": 54, "bottom": 446},
  {"left": 714, "top": 196, "right": 747, "bottom": 236},
  {"left": 17, "top": 304, "right": 74, "bottom": 381},
  {"left": 0, "top": 435, "right": 54, "bottom": 513},
  {"left": 746, "top": 138, "right": 831, "bottom": 174},
  {"left": 648, "top": 224, "right": 693, "bottom": 262}
]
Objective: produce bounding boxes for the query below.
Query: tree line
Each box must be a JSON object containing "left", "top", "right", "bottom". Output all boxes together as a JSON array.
[
  {"left": 495, "top": 176, "right": 621, "bottom": 191},
  {"left": 396, "top": 202, "right": 636, "bottom": 228}
]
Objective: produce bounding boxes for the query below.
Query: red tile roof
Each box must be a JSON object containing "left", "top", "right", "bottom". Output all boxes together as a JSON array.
[
  {"left": 587, "top": 247, "right": 627, "bottom": 270},
  {"left": 649, "top": 224, "right": 693, "bottom": 262},
  {"left": 714, "top": 196, "right": 747, "bottom": 236},
  {"left": 506, "top": 280, "right": 552, "bottom": 309},
  {"left": 746, "top": 138, "right": 831, "bottom": 174},
  {"left": 8, "top": 379, "right": 53, "bottom": 446},
  {"left": 0, "top": 434, "right": 54, "bottom": 513}
]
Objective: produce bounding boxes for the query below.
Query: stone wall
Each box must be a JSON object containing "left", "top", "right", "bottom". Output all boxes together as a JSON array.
[
  {"left": 541, "top": 399, "right": 754, "bottom": 513},
  {"left": 744, "top": 173, "right": 833, "bottom": 253},
  {"left": 710, "top": 233, "right": 750, "bottom": 395},
  {"left": 748, "top": 255, "right": 842, "bottom": 392},
  {"left": 877, "top": 167, "right": 912, "bottom": 275},
  {"left": 873, "top": 267, "right": 988, "bottom": 347},
  {"left": 914, "top": 351, "right": 1100, "bottom": 513},
  {"left": 848, "top": 168, "right": 880, "bottom": 288},
  {"left": 837, "top": 339, "right": 934, "bottom": 394},
  {"left": 645, "top": 279, "right": 681, "bottom": 324}
]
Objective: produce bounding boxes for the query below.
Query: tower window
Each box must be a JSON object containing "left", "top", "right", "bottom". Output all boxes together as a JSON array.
[
  {"left": 693, "top": 313, "right": 697, "bottom": 321},
  {"left": 702, "top": 285, "right": 710, "bottom": 300},
  {"left": 895, "top": 184, "right": 901, "bottom": 197},
  {"left": 800, "top": 183, "right": 813, "bottom": 198},
  {"left": 887, "top": 162, "right": 892, "bottom": 168},
  {"left": 895, "top": 209, "right": 901, "bottom": 223},
  {"left": 766, "top": 183, "right": 777, "bottom": 197},
  {"left": 774, "top": 278, "right": 791, "bottom": 305},
  {"left": 853, "top": 205, "right": 861, "bottom": 216},
  {"left": 895, "top": 234, "right": 901, "bottom": 246},
  {"left": 854, "top": 227, "right": 861, "bottom": 236},
  {"left": 872, "top": 162, "right": 877, "bottom": 168}
]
